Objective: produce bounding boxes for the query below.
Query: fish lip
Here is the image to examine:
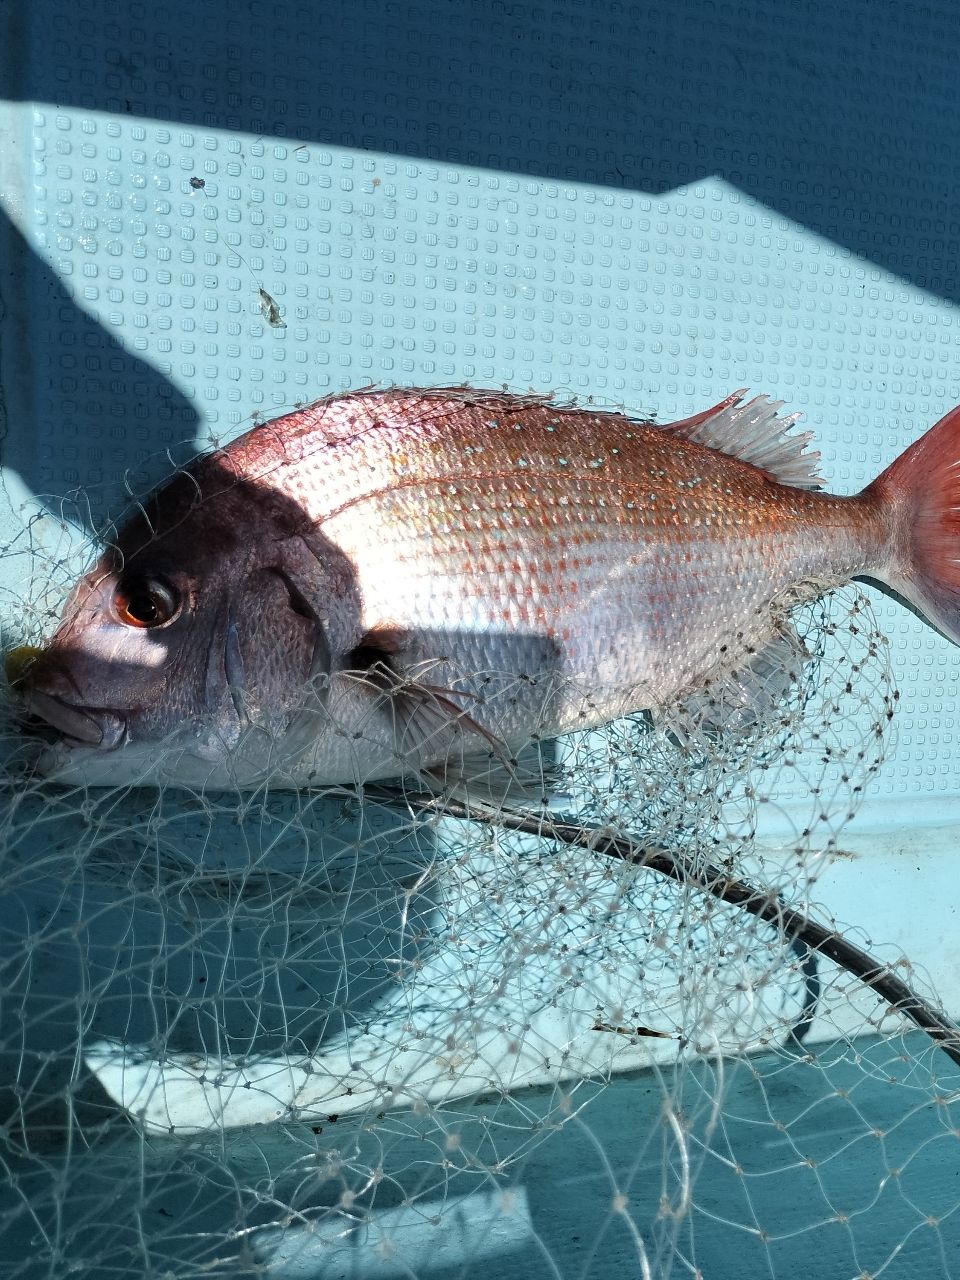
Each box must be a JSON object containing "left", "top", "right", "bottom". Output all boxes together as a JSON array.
[{"left": 25, "top": 692, "right": 127, "bottom": 750}]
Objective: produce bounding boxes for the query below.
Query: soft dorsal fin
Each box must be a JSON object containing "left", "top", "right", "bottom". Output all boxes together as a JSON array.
[{"left": 663, "top": 391, "right": 824, "bottom": 490}]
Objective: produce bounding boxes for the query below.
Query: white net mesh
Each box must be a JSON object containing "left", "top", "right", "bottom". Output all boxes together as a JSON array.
[{"left": 0, "top": 474, "right": 958, "bottom": 1280}]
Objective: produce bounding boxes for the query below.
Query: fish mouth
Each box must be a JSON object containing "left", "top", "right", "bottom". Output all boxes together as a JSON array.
[{"left": 24, "top": 692, "right": 127, "bottom": 750}]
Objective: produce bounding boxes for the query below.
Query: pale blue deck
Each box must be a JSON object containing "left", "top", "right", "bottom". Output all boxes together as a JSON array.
[{"left": 2, "top": 2, "right": 960, "bottom": 1277}]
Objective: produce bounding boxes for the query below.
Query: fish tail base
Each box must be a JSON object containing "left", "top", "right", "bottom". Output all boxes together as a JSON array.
[{"left": 864, "top": 400, "right": 960, "bottom": 644}]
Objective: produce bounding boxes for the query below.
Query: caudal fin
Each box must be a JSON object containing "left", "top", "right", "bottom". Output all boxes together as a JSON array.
[{"left": 863, "top": 402, "right": 960, "bottom": 645}]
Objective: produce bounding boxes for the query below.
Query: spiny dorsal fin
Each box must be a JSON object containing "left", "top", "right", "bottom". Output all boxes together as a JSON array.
[{"left": 664, "top": 390, "right": 824, "bottom": 490}]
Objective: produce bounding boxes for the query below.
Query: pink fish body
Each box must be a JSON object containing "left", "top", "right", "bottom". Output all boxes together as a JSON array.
[{"left": 12, "top": 388, "right": 960, "bottom": 793}]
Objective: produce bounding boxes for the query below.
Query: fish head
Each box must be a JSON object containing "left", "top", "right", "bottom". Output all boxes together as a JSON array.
[{"left": 11, "top": 459, "right": 345, "bottom": 786}]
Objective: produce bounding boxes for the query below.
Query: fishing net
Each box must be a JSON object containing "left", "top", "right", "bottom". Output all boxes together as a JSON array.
[{"left": 0, "top": 473, "right": 957, "bottom": 1280}]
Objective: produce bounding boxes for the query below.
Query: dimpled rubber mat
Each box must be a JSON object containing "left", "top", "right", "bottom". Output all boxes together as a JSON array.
[
  {"left": 2, "top": 0, "right": 959, "bottom": 821},
  {"left": 2, "top": 4, "right": 960, "bottom": 1279}
]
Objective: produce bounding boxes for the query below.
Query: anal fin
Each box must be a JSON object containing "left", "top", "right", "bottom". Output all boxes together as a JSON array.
[
  {"left": 672, "top": 625, "right": 811, "bottom": 741},
  {"left": 426, "top": 740, "right": 570, "bottom": 813}
]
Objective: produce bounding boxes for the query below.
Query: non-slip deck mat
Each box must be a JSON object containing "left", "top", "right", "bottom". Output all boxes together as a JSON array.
[{"left": 2, "top": 3, "right": 960, "bottom": 1278}]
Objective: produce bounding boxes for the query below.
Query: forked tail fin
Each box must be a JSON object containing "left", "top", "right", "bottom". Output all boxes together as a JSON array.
[{"left": 863, "top": 402, "right": 960, "bottom": 645}]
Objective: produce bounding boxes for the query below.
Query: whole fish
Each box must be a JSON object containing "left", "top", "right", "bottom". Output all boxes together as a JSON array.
[{"left": 8, "top": 387, "right": 960, "bottom": 795}]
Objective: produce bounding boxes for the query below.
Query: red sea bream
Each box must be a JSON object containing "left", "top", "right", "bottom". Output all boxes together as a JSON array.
[{"left": 10, "top": 387, "right": 960, "bottom": 794}]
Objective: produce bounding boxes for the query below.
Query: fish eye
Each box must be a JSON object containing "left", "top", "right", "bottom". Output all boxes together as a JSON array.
[{"left": 113, "top": 575, "right": 180, "bottom": 628}]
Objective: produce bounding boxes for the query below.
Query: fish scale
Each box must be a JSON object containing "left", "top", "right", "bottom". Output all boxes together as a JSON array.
[
  {"left": 10, "top": 387, "right": 959, "bottom": 793},
  {"left": 243, "top": 393, "right": 877, "bottom": 716}
]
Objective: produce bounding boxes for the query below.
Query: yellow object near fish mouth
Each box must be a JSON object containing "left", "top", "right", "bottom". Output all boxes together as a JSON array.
[{"left": 4, "top": 645, "right": 43, "bottom": 688}]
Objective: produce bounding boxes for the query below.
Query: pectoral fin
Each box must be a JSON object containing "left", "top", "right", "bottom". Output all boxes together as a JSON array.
[{"left": 351, "top": 651, "right": 566, "bottom": 811}]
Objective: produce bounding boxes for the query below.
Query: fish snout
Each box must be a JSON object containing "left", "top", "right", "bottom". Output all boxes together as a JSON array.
[
  {"left": 23, "top": 692, "right": 125, "bottom": 747},
  {"left": 5, "top": 644, "right": 82, "bottom": 700},
  {"left": 4, "top": 645, "right": 44, "bottom": 689},
  {"left": 5, "top": 645, "right": 126, "bottom": 750}
]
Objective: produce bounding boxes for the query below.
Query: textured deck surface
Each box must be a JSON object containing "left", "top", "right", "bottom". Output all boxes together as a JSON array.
[{"left": 2, "top": 3, "right": 960, "bottom": 1277}]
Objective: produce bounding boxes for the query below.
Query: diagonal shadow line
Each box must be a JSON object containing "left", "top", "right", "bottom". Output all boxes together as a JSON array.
[{"left": 4, "top": 0, "right": 960, "bottom": 304}]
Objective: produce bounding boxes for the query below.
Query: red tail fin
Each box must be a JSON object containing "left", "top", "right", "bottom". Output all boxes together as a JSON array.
[{"left": 864, "top": 402, "right": 960, "bottom": 645}]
